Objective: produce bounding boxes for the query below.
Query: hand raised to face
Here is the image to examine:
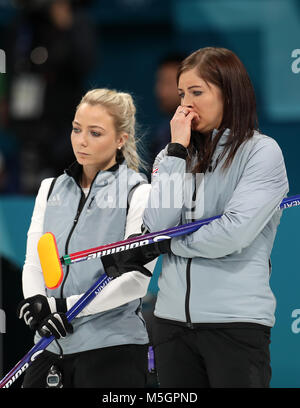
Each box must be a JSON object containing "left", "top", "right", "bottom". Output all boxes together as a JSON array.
[{"left": 170, "top": 105, "right": 200, "bottom": 148}]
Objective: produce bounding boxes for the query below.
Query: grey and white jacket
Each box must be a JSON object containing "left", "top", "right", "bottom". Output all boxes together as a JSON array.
[
  {"left": 143, "top": 130, "right": 289, "bottom": 327},
  {"left": 23, "top": 160, "right": 153, "bottom": 354}
]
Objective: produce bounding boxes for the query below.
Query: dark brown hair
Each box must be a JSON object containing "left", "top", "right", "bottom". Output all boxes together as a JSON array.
[{"left": 177, "top": 47, "right": 259, "bottom": 173}]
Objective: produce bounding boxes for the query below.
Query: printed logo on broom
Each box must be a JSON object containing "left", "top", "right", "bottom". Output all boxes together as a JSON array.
[
  {"left": 2, "top": 349, "right": 44, "bottom": 388},
  {"left": 86, "top": 239, "right": 152, "bottom": 261}
]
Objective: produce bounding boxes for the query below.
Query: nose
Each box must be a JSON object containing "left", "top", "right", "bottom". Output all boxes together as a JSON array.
[
  {"left": 78, "top": 131, "right": 88, "bottom": 147},
  {"left": 181, "top": 94, "right": 193, "bottom": 109}
]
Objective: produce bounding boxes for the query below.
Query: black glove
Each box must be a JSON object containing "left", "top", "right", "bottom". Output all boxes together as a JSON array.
[
  {"left": 17, "top": 295, "right": 67, "bottom": 331},
  {"left": 38, "top": 312, "right": 73, "bottom": 339},
  {"left": 101, "top": 238, "right": 171, "bottom": 278}
]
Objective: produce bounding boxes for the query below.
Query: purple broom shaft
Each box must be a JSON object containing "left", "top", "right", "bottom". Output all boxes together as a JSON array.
[{"left": 0, "top": 273, "right": 112, "bottom": 388}]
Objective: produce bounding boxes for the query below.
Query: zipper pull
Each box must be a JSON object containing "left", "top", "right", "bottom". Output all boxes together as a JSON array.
[
  {"left": 74, "top": 210, "right": 80, "bottom": 224},
  {"left": 88, "top": 196, "right": 95, "bottom": 209}
]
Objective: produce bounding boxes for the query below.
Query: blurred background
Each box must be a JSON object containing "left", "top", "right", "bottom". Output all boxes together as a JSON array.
[{"left": 0, "top": 0, "right": 300, "bottom": 388}]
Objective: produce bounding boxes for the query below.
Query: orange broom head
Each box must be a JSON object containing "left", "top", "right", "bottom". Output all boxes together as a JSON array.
[{"left": 37, "top": 232, "right": 64, "bottom": 289}]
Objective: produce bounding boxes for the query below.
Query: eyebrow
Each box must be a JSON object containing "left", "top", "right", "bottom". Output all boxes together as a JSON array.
[
  {"left": 72, "top": 121, "right": 105, "bottom": 131},
  {"left": 177, "top": 85, "right": 203, "bottom": 91}
]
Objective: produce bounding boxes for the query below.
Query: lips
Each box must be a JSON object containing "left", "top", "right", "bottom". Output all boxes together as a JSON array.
[{"left": 77, "top": 152, "right": 90, "bottom": 156}]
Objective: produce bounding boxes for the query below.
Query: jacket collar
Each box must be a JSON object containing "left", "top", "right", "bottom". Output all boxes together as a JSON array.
[
  {"left": 191, "top": 128, "right": 230, "bottom": 154},
  {"left": 212, "top": 128, "right": 230, "bottom": 144},
  {"left": 65, "top": 159, "right": 124, "bottom": 186}
]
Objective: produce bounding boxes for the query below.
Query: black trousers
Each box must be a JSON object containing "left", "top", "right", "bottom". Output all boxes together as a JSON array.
[
  {"left": 152, "top": 318, "right": 271, "bottom": 388},
  {"left": 22, "top": 344, "right": 148, "bottom": 388}
]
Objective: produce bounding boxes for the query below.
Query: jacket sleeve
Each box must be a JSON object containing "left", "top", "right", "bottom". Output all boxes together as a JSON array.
[
  {"left": 142, "top": 145, "right": 188, "bottom": 233},
  {"left": 171, "top": 137, "right": 289, "bottom": 259},
  {"left": 67, "top": 183, "right": 155, "bottom": 317},
  {"left": 22, "top": 178, "right": 54, "bottom": 298}
]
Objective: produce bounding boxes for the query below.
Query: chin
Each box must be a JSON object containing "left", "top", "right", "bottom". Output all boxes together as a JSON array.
[
  {"left": 76, "top": 157, "right": 91, "bottom": 166},
  {"left": 193, "top": 124, "right": 215, "bottom": 135},
  {"left": 192, "top": 123, "right": 204, "bottom": 132}
]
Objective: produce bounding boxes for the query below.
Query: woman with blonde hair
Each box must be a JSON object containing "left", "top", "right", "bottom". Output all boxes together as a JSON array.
[{"left": 17, "top": 88, "right": 153, "bottom": 388}]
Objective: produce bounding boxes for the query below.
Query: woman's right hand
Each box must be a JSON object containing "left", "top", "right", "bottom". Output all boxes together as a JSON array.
[
  {"left": 17, "top": 295, "right": 67, "bottom": 331},
  {"left": 170, "top": 106, "right": 200, "bottom": 148}
]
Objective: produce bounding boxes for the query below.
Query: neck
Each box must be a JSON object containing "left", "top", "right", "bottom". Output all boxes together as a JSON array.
[
  {"left": 81, "top": 168, "right": 96, "bottom": 189},
  {"left": 81, "top": 159, "right": 117, "bottom": 188}
]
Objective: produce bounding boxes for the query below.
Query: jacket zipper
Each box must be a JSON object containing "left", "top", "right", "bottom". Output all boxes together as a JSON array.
[
  {"left": 59, "top": 181, "right": 96, "bottom": 298},
  {"left": 185, "top": 259, "right": 193, "bottom": 328},
  {"left": 184, "top": 174, "right": 198, "bottom": 329}
]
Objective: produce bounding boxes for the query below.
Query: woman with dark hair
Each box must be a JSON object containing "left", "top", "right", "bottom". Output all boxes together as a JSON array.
[{"left": 141, "top": 47, "right": 289, "bottom": 388}]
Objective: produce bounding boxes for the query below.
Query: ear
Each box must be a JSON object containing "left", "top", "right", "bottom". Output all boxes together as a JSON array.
[{"left": 118, "top": 132, "right": 129, "bottom": 149}]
